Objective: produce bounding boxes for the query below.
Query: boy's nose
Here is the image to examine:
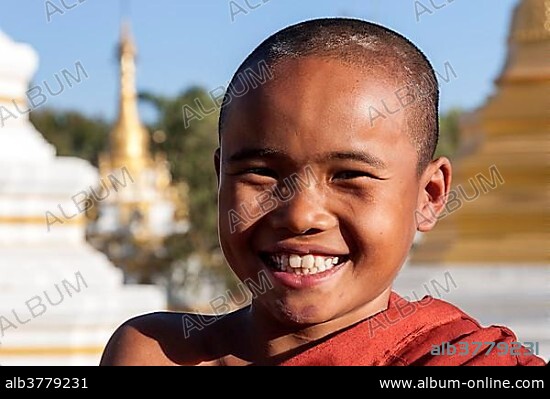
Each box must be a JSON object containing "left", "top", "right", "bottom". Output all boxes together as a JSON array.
[{"left": 269, "top": 187, "right": 336, "bottom": 235}]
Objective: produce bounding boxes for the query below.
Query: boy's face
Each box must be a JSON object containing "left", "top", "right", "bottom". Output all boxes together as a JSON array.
[{"left": 216, "top": 57, "right": 425, "bottom": 326}]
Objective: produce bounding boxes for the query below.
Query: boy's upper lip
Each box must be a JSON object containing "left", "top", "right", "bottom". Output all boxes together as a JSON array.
[{"left": 260, "top": 242, "right": 349, "bottom": 257}]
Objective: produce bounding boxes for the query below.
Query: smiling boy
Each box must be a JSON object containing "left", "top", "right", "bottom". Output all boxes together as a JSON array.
[{"left": 100, "top": 18, "right": 545, "bottom": 366}]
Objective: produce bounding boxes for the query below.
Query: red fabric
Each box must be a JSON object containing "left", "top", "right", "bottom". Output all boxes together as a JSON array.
[{"left": 279, "top": 292, "right": 545, "bottom": 366}]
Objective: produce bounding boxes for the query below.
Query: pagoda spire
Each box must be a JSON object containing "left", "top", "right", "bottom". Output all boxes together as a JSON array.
[{"left": 110, "top": 21, "right": 150, "bottom": 168}]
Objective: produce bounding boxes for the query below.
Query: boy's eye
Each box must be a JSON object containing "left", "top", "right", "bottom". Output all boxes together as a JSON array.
[{"left": 242, "top": 167, "right": 277, "bottom": 179}]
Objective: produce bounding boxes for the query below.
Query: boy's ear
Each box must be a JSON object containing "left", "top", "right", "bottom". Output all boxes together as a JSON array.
[
  {"left": 214, "top": 147, "right": 221, "bottom": 186},
  {"left": 415, "top": 157, "right": 452, "bottom": 232}
]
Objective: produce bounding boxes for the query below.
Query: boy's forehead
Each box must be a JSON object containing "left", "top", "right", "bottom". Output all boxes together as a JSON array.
[
  {"left": 220, "top": 56, "right": 419, "bottom": 171},
  {"left": 268, "top": 56, "right": 398, "bottom": 89},
  {"left": 223, "top": 56, "right": 408, "bottom": 144}
]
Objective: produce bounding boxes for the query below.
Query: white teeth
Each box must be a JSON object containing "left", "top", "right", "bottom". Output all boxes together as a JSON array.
[
  {"left": 302, "top": 254, "right": 314, "bottom": 269},
  {"left": 314, "top": 256, "right": 324, "bottom": 268},
  {"left": 289, "top": 254, "right": 301, "bottom": 268},
  {"left": 268, "top": 253, "right": 346, "bottom": 275}
]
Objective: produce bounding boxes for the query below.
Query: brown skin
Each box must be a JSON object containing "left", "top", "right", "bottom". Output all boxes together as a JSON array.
[{"left": 100, "top": 56, "right": 451, "bottom": 366}]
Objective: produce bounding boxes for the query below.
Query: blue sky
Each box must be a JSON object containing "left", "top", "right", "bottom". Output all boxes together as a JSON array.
[{"left": 0, "top": 0, "right": 518, "bottom": 123}]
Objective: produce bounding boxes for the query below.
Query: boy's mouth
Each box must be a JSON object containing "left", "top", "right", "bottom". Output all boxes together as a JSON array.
[{"left": 259, "top": 252, "right": 349, "bottom": 276}]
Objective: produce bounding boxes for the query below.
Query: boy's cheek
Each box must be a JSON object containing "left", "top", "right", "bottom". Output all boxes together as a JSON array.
[
  {"left": 350, "top": 211, "right": 415, "bottom": 261},
  {"left": 218, "top": 201, "right": 263, "bottom": 238},
  {"left": 349, "top": 202, "right": 409, "bottom": 234}
]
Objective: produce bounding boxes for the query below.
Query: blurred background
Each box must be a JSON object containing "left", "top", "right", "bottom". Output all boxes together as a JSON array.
[{"left": 0, "top": 0, "right": 547, "bottom": 365}]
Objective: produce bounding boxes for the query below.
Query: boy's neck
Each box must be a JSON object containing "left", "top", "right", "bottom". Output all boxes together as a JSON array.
[{"left": 246, "top": 287, "right": 392, "bottom": 361}]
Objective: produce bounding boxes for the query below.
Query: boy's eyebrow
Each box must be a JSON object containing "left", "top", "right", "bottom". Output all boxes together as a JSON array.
[
  {"left": 226, "top": 147, "right": 387, "bottom": 169},
  {"left": 321, "top": 151, "right": 387, "bottom": 169},
  {"left": 225, "top": 147, "right": 285, "bottom": 164}
]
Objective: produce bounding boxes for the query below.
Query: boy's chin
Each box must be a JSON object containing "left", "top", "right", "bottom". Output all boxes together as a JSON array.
[{"left": 259, "top": 298, "right": 340, "bottom": 328}]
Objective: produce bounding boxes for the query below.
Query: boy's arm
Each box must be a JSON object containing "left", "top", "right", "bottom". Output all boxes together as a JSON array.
[
  {"left": 100, "top": 312, "right": 208, "bottom": 366},
  {"left": 100, "top": 313, "right": 181, "bottom": 366},
  {"left": 100, "top": 321, "right": 157, "bottom": 366}
]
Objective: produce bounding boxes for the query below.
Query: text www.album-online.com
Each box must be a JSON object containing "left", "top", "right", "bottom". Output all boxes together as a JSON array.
[{"left": 379, "top": 378, "right": 544, "bottom": 389}]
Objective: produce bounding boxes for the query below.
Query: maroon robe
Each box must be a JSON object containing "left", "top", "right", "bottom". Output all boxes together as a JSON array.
[{"left": 278, "top": 292, "right": 545, "bottom": 366}]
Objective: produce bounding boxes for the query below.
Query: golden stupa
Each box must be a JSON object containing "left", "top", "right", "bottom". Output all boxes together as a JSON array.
[
  {"left": 108, "top": 23, "right": 152, "bottom": 174},
  {"left": 412, "top": 0, "right": 549, "bottom": 264},
  {"left": 88, "top": 22, "right": 187, "bottom": 250}
]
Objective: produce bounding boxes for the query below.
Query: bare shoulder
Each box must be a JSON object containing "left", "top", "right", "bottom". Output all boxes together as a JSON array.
[{"left": 100, "top": 311, "right": 221, "bottom": 366}]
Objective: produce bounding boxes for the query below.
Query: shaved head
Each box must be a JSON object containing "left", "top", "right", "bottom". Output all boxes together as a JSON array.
[{"left": 219, "top": 18, "right": 439, "bottom": 172}]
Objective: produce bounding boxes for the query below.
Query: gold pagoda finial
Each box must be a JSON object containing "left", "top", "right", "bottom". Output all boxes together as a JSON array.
[
  {"left": 510, "top": 0, "right": 550, "bottom": 43},
  {"left": 496, "top": 0, "right": 550, "bottom": 85},
  {"left": 110, "top": 21, "right": 150, "bottom": 167}
]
